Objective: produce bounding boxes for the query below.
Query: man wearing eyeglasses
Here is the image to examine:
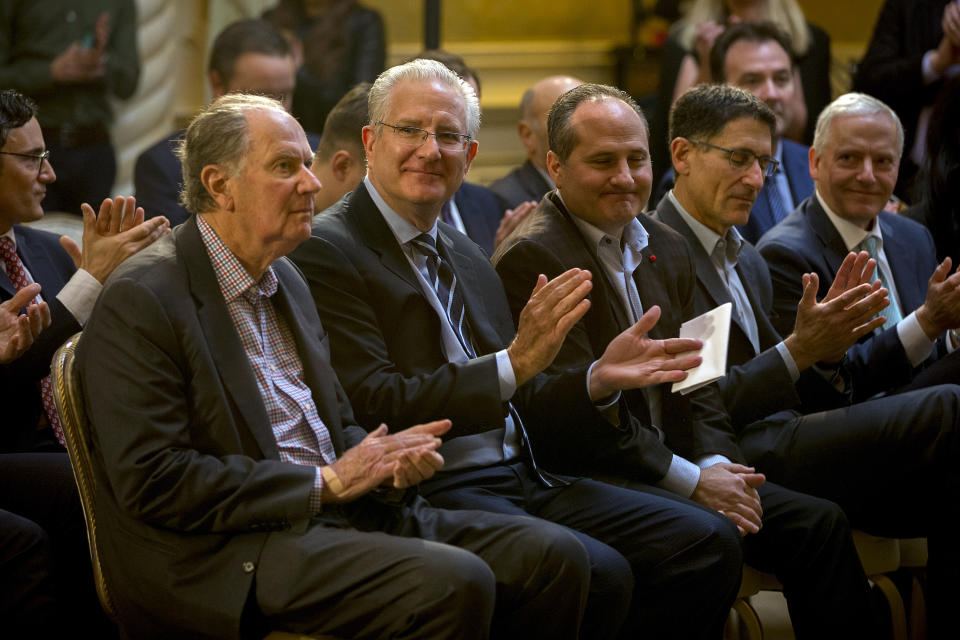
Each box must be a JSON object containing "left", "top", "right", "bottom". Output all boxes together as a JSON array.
[
  {"left": 493, "top": 82, "right": 886, "bottom": 637},
  {"left": 656, "top": 85, "right": 960, "bottom": 637},
  {"left": 0, "top": 89, "right": 168, "bottom": 453},
  {"left": 290, "top": 59, "right": 745, "bottom": 640}
]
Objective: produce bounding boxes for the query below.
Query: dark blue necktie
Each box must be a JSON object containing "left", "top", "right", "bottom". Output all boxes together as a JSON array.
[{"left": 409, "top": 233, "right": 475, "bottom": 358}]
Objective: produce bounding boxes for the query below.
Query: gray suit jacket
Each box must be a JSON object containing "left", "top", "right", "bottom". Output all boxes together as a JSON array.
[{"left": 78, "top": 216, "right": 365, "bottom": 638}]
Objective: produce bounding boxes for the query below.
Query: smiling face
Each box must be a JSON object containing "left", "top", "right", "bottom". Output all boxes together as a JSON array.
[
  {"left": 810, "top": 112, "right": 900, "bottom": 229},
  {"left": 724, "top": 39, "right": 795, "bottom": 139},
  {"left": 547, "top": 98, "right": 652, "bottom": 235},
  {"left": 363, "top": 78, "right": 478, "bottom": 230},
  {"left": 223, "top": 108, "right": 320, "bottom": 265},
  {"left": 672, "top": 116, "right": 771, "bottom": 235},
  {"left": 0, "top": 117, "right": 55, "bottom": 233}
]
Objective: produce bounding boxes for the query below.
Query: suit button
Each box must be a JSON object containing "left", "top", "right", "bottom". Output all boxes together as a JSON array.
[{"left": 242, "top": 561, "right": 255, "bottom": 573}]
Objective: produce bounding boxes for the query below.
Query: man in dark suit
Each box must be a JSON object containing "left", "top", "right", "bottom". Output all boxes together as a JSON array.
[
  {"left": 291, "top": 59, "right": 743, "bottom": 640},
  {"left": 134, "top": 19, "right": 313, "bottom": 226},
  {"left": 493, "top": 82, "right": 883, "bottom": 638},
  {"left": 79, "top": 92, "right": 591, "bottom": 640},
  {"left": 658, "top": 85, "right": 960, "bottom": 638},
  {"left": 490, "top": 75, "right": 583, "bottom": 209},
  {"left": 652, "top": 22, "right": 815, "bottom": 244},
  {"left": 853, "top": 0, "right": 960, "bottom": 198},
  {"left": 0, "top": 89, "right": 168, "bottom": 453},
  {"left": 757, "top": 92, "right": 960, "bottom": 392}
]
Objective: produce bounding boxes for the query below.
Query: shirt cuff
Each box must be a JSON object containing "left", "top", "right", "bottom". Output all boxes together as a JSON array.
[
  {"left": 309, "top": 467, "right": 324, "bottom": 514},
  {"left": 657, "top": 454, "right": 701, "bottom": 498},
  {"left": 496, "top": 349, "right": 518, "bottom": 401},
  {"left": 695, "top": 453, "right": 732, "bottom": 469},
  {"left": 922, "top": 50, "right": 943, "bottom": 85},
  {"left": 897, "top": 311, "right": 936, "bottom": 367},
  {"left": 587, "top": 360, "right": 621, "bottom": 409},
  {"left": 774, "top": 341, "right": 801, "bottom": 382},
  {"left": 55, "top": 268, "right": 102, "bottom": 326}
]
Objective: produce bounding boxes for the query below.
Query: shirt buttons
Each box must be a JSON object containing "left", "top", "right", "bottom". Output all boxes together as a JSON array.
[{"left": 242, "top": 561, "right": 255, "bottom": 573}]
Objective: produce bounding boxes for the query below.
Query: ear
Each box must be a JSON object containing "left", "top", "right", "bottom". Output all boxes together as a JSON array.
[
  {"left": 462, "top": 139, "right": 479, "bottom": 175},
  {"left": 361, "top": 125, "right": 377, "bottom": 168},
  {"left": 201, "top": 164, "right": 234, "bottom": 212},
  {"left": 808, "top": 145, "right": 819, "bottom": 182},
  {"left": 670, "top": 137, "right": 694, "bottom": 177},
  {"left": 517, "top": 120, "right": 536, "bottom": 155},
  {"left": 209, "top": 70, "right": 226, "bottom": 99},
  {"left": 330, "top": 149, "right": 356, "bottom": 181},
  {"left": 546, "top": 150, "right": 562, "bottom": 187}
]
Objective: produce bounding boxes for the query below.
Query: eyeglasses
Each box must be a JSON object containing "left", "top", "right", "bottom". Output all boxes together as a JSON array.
[
  {"left": 0, "top": 149, "right": 50, "bottom": 176},
  {"left": 686, "top": 139, "right": 779, "bottom": 178},
  {"left": 378, "top": 122, "right": 472, "bottom": 151}
]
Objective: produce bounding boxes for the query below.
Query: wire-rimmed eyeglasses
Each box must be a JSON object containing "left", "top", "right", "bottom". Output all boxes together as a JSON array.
[
  {"left": 378, "top": 122, "right": 472, "bottom": 151},
  {"left": 0, "top": 149, "right": 50, "bottom": 177},
  {"left": 686, "top": 139, "right": 779, "bottom": 178}
]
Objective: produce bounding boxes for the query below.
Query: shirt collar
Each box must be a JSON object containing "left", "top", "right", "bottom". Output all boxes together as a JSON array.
[
  {"left": 1, "top": 227, "right": 16, "bottom": 249},
  {"left": 365, "top": 175, "right": 438, "bottom": 246},
  {"left": 558, "top": 192, "right": 649, "bottom": 255},
  {"left": 815, "top": 189, "right": 881, "bottom": 251},
  {"left": 668, "top": 190, "right": 744, "bottom": 265},
  {"left": 197, "top": 214, "right": 277, "bottom": 303}
]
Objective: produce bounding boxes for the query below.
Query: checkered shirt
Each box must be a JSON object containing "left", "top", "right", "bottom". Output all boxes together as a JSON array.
[{"left": 198, "top": 216, "right": 336, "bottom": 512}]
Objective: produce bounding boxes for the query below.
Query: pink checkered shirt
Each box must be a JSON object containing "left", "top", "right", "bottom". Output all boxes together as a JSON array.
[{"left": 198, "top": 216, "right": 336, "bottom": 512}]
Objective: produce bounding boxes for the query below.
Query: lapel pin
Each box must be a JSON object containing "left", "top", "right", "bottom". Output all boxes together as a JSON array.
[{"left": 648, "top": 254, "right": 656, "bottom": 263}]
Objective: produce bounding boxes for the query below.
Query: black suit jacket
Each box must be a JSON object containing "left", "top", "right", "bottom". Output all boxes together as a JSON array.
[
  {"left": 77, "top": 216, "right": 366, "bottom": 638},
  {"left": 0, "top": 225, "right": 81, "bottom": 452},
  {"left": 453, "top": 182, "right": 506, "bottom": 256},
  {"left": 289, "top": 183, "right": 603, "bottom": 465},
  {"left": 653, "top": 197, "right": 847, "bottom": 426},
  {"left": 489, "top": 159, "right": 552, "bottom": 210},
  {"left": 492, "top": 193, "right": 743, "bottom": 480},
  {"left": 757, "top": 195, "right": 937, "bottom": 397}
]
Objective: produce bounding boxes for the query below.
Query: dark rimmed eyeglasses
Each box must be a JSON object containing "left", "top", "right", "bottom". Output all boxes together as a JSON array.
[
  {"left": 686, "top": 139, "right": 779, "bottom": 178},
  {"left": 0, "top": 149, "right": 50, "bottom": 177},
  {"left": 378, "top": 122, "right": 472, "bottom": 151}
]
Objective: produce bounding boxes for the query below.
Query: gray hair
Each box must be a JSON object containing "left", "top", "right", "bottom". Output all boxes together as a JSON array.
[
  {"left": 177, "top": 93, "right": 286, "bottom": 214},
  {"left": 368, "top": 58, "right": 481, "bottom": 139},
  {"left": 812, "top": 92, "right": 904, "bottom": 158}
]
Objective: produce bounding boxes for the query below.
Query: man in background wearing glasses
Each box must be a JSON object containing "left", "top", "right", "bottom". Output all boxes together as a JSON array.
[
  {"left": 291, "top": 59, "right": 745, "bottom": 640},
  {"left": 0, "top": 89, "right": 168, "bottom": 454}
]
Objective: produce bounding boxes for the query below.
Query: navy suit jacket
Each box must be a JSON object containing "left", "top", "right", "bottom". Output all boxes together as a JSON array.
[
  {"left": 452, "top": 182, "right": 506, "bottom": 256},
  {"left": 757, "top": 195, "right": 935, "bottom": 396},
  {"left": 488, "top": 159, "right": 552, "bottom": 210},
  {"left": 653, "top": 138, "right": 814, "bottom": 245},
  {"left": 492, "top": 193, "right": 743, "bottom": 477},
  {"left": 134, "top": 129, "right": 321, "bottom": 227},
  {"left": 0, "top": 224, "right": 80, "bottom": 452}
]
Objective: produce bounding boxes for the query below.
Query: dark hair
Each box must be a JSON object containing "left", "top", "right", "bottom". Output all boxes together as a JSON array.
[
  {"left": 0, "top": 89, "right": 37, "bottom": 148},
  {"left": 208, "top": 19, "right": 291, "bottom": 85},
  {"left": 314, "top": 82, "right": 371, "bottom": 162},
  {"left": 669, "top": 84, "right": 776, "bottom": 142},
  {"left": 709, "top": 21, "right": 796, "bottom": 83},
  {"left": 547, "top": 84, "right": 648, "bottom": 162},
  {"left": 411, "top": 49, "right": 481, "bottom": 98}
]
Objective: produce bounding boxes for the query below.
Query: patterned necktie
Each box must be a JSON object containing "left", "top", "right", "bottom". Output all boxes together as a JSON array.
[
  {"left": 764, "top": 179, "right": 791, "bottom": 225},
  {"left": 409, "top": 232, "right": 475, "bottom": 358},
  {"left": 0, "top": 237, "right": 65, "bottom": 447},
  {"left": 858, "top": 235, "right": 903, "bottom": 327}
]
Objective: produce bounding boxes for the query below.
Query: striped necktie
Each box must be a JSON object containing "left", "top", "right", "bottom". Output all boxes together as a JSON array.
[
  {"left": 409, "top": 233, "right": 475, "bottom": 357},
  {"left": 858, "top": 235, "right": 903, "bottom": 327}
]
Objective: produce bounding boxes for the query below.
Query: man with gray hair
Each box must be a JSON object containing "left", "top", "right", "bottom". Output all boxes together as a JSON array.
[
  {"left": 78, "top": 91, "right": 593, "bottom": 639},
  {"left": 758, "top": 92, "right": 960, "bottom": 388},
  {"left": 292, "top": 59, "right": 744, "bottom": 640}
]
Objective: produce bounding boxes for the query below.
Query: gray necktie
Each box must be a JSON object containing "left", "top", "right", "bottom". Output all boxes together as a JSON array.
[
  {"left": 858, "top": 235, "right": 903, "bottom": 326},
  {"left": 409, "top": 233, "right": 475, "bottom": 358}
]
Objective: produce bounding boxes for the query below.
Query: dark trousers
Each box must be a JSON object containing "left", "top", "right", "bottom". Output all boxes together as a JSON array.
[
  {"left": 251, "top": 496, "right": 590, "bottom": 640},
  {"left": 42, "top": 142, "right": 116, "bottom": 215},
  {"left": 422, "top": 461, "right": 743, "bottom": 640},
  {"left": 0, "top": 453, "right": 115, "bottom": 636},
  {"left": 741, "top": 384, "right": 960, "bottom": 639}
]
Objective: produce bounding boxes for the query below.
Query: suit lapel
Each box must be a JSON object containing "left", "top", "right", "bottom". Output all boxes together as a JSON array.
[
  {"left": 806, "top": 198, "right": 848, "bottom": 280},
  {"left": 351, "top": 184, "right": 425, "bottom": 296},
  {"left": 177, "top": 217, "right": 280, "bottom": 460}
]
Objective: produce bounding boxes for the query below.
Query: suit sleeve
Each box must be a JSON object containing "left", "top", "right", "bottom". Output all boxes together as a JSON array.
[{"left": 79, "top": 275, "right": 316, "bottom": 534}]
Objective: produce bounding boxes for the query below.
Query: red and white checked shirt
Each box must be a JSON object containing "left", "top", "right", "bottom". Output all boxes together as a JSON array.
[{"left": 198, "top": 216, "right": 336, "bottom": 513}]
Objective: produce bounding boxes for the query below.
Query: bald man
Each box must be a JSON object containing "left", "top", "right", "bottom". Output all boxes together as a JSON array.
[{"left": 490, "top": 75, "right": 583, "bottom": 208}]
